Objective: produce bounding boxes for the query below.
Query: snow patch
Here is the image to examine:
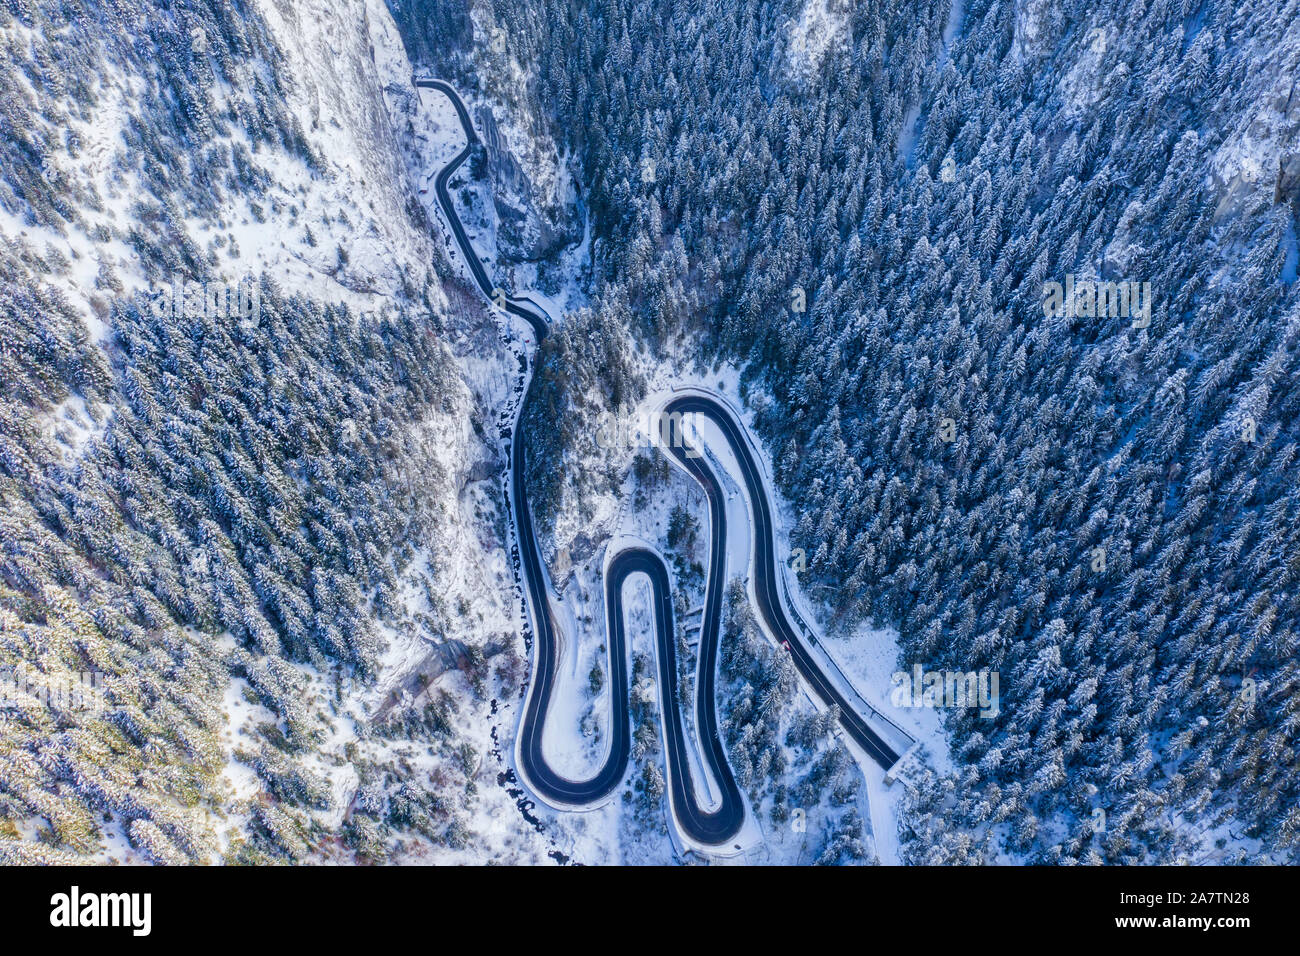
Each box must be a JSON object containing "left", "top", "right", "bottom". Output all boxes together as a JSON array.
[{"left": 785, "top": 0, "right": 849, "bottom": 82}]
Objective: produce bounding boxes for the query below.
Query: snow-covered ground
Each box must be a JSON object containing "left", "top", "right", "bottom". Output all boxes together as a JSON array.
[
  {"left": 785, "top": 0, "right": 850, "bottom": 82},
  {"left": 520, "top": 360, "right": 917, "bottom": 861},
  {"left": 0, "top": 0, "right": 600, "bottom": 865}
]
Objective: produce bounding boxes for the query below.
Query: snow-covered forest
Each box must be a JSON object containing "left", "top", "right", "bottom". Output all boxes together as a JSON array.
[
  {"left": 0, "top": 0, "right": 537, "bottom": 864},
  {"left": 391, "top": 0, "right": 1300, "bottom": 863},
  {"left": 2, "top": 0, "right": 1298, "bottom": 866}
]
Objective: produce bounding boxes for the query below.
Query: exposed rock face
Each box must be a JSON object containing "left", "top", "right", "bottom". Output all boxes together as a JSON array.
[
  {"left": 371, "top": 636, "right": 511, "bottom": 724},
  {"left": 1277, "top": 153, "right": 1300, "bottom": 205},
  {"left": 568, "top": 530, "right": 600, "bottom": 567},
  {"left": 465, "top": 456, "right": 500, "bottom": 484},
  {"left": 548, "top": 530, "right": 606, "bottom": 593},
  {"left": 475, "top": 104, "right": 581, "bottom": 262}
]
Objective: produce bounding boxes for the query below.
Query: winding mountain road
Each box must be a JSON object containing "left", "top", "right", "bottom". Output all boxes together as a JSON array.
[{"left": 414, "top": 78, "right": 900, "bottom": 847}]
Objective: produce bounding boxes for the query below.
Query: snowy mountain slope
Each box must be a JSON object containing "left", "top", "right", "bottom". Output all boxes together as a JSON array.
[
  {"left": 0, "top": 0, "right": 555, "bottom": 863},
  {"left": 385, "top": 0, "right": 584, "bottom": 269},
  {"left": 457, "top": 0, "right": 1300, "bottom": 865},
  {"left": 8, "top": 0, "right": 1300, "bottom": 870}
]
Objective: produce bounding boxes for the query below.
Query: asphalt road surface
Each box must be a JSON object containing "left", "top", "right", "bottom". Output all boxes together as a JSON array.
[{"left": 416, "top": 78, "right": 897, "bottom": 846}]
